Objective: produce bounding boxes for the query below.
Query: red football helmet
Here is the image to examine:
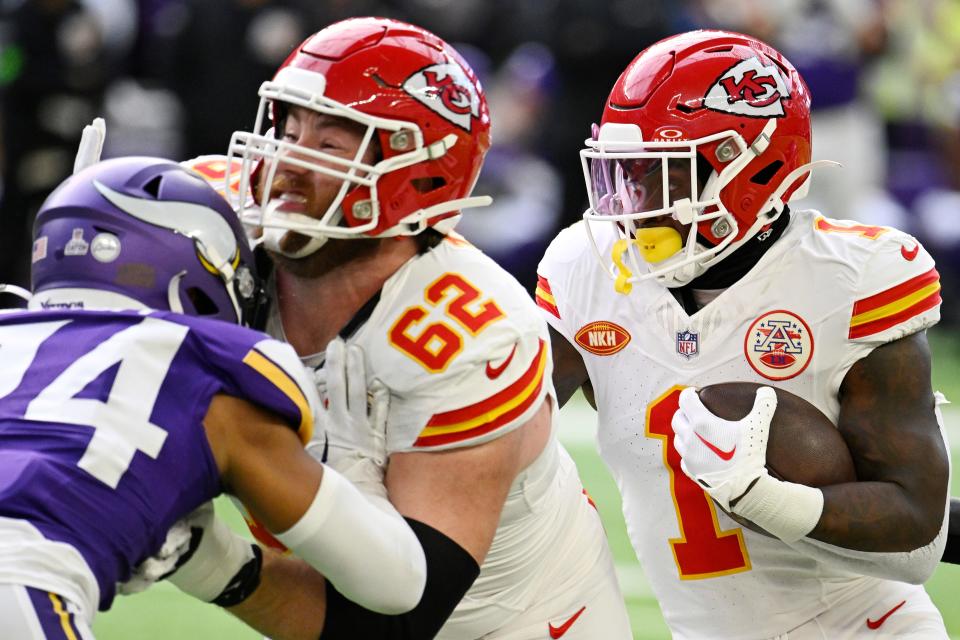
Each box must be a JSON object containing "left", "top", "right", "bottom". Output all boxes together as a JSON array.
[
  {"left": 229, "top": 17, "right": 492, "bottom": 255},
  {"left": 581, "top": 30, "right": 816, "bottom": 290}
]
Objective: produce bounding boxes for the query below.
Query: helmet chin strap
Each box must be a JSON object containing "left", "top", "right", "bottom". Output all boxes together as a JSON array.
[
  {"left": 762, "top": 160, "right": 842, "bottom": 214},
  {"left": 0, "top": 283, "right": 32, "bottom": 303},
  {"left": 261, "top": 227, "right": 329, "bottom": 258}
]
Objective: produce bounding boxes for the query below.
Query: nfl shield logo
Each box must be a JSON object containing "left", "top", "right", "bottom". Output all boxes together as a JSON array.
[{"left": 677, "top": 330, "right": 699, "bottom": 359}]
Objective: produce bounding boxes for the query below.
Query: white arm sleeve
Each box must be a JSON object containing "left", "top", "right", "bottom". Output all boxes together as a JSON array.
[
  {"left": 785, "top": 502, "right": 948, "bottom": 585},
  {"left": 274, "top": 465, "right": 426, "bottom": 614}
]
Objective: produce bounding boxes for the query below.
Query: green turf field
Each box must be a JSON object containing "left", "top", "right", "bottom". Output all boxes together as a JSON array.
[{"left": 94, "top": 327, "right": 960, "bottom": 639}]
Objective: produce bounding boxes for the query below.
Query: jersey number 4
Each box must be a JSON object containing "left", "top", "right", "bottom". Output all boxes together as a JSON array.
[
  {"left": 1, "top": 318, "right": 187, "bottom": 488},
  {"left": 389, "top": 273, "right": 505, "bottom": 372},
  {"left": 646, "top": 386, "right": 751, "bottom": 579}
]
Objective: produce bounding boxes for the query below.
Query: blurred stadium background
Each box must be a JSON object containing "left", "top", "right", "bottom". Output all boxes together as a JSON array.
[{"left": 2, "top": 0, "right": 959, "bottom": 637}]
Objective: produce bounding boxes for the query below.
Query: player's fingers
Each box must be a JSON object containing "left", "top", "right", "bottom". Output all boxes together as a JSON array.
[
  {"left": 679, "top": 458, "right": 705, "bottom": 490},
  {"left": 671, "top": 412, "right": 692, "bottom": 456},
  {"left": 158, "top": 523, "right": 193, "bottom": 557},
  {"left": 677, "top": 386, "right": 717, "bottom": 425},
  {"left": 73, "top": 117, "right": 106, "bottom": 174},
  {"left": 369, "top": 380, "right": 389, "bottom": 426},
  {"left": 324, "top": 338, "right": 347, "bottom": 410},
  {"left": 749, "top": 386, "right": 778, "bottom": 423},
  {"left": 313, "top": 368, "right": 328, "bottom": 395},
  {"left": 345, "top": 343, "right": 367, "bottom": 417}
]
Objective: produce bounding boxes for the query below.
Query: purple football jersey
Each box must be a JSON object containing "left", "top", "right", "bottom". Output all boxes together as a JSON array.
[{"left": 0, "top": 308, "right": 314, "bottom": 609}]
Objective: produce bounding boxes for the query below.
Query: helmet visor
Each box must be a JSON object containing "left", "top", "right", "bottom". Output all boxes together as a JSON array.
[{"left": 586, "top": 152, "right": 701, "bottom": 222}]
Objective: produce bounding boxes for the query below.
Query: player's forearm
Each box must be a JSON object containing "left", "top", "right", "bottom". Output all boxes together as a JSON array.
[
  {"left": 787, "top": 508, "right": 947, "bottom": 585},
  {"left": 227, "top": 548, "right": 327, "bottom": 640},
  {"left": 780, "top": 481, "right": 949, "bottom": 584},
  {"left": 812, "top": 480, "right": 947, "bottom": 552}
]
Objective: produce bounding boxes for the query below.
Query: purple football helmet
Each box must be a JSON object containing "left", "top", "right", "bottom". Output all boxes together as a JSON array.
[{"left": 31, "top": 157, "right": 267, "bottom": 327}]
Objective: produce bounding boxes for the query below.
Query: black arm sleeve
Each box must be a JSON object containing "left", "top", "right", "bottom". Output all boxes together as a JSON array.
[
  {"left": 941, "top": 497, "right": 960, "bottom": 564},
  {"left": 320, "top": 518, "right": 480, "bottom": 640}
]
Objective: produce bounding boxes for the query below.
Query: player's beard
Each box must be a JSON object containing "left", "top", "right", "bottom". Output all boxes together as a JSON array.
[
  {"left": 259, "top": 172, "right": 383, "bottom": 278},
  {"left": 268, "top": 234, "right": 384, "bottom": 279}
]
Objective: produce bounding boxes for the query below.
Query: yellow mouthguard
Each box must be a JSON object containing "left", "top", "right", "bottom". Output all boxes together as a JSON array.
[{"left": 635, "top": 226, "right": 682, "bottom": 264}]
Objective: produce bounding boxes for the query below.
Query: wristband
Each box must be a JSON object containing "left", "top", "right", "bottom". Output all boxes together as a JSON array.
[
  {"left": 167, "top": 514, "right": 256, "bottom": 602},
  {"left": 731, "top": 473, "right": 823, "bottom": 542},
  {"left": 212, "top": 544, "right": 263, "bottom": 607}
]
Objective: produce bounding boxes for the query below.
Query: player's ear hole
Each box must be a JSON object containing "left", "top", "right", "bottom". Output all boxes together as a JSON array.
[
  {"left": 750, "top": 160, "right": 784, "bottom": 186},
  {"left": 143, "top": 176, "right": 163, "bottom": 198},
  {"left": 411, "top": 177, "right": 447, "bottom": 193},
  {"left": 187, "top": 287, "right": 219, "bottom": 316}
]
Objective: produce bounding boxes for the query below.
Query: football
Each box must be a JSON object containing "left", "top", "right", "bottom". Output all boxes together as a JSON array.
[{"left": 696, "top": 382, "right": 857, "bottom": 534}]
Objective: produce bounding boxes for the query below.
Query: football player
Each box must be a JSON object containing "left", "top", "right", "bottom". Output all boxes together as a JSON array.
[
  {"left": 536, "top": 31, "right": 951, "bottom": 638},
  {"left": 178, "top": 16, "right": 632, "bottom": 640},
  {"left": 0, "top": 157, "right": 426, "bottom": 638}
]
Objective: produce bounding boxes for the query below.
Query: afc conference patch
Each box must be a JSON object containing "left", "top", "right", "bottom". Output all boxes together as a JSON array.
[
  {"left": 744, "top": 309, "right": 813, "bottom": 381},
  {"left": 676, "top": 330, "right": 699, "bottom": 359}
]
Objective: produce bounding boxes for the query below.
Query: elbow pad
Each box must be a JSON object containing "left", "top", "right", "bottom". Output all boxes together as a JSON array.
[
  {"left": 321, "top": 518, "right": 480, "bottom": 640},
  {"left": 786, "top": 507, "right": 948, "bottom": 585}
]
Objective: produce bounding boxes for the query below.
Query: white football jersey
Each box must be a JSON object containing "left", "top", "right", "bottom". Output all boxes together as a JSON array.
[
  {"left": 183, "top": 155, "right": 629, "bottom": 636},
  {"left": 272, "top": 235, "right": 625, "bottom": 637},
  {"left": 537, "top": 209, "right": 943, "bottom": 639}
]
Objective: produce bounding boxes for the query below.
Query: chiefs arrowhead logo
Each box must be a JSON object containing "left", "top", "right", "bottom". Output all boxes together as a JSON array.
[
  {"left": 403, "top": 63, "right": 480, "bottom": 132},
  {"left": 704, "top": 56, "right": 789, "bottom": 118},
  {"left": 575, "top": 321, "right": 631, "bottom": 356}
]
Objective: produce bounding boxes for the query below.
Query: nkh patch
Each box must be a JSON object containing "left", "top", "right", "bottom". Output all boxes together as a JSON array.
[
  {"left": 676, "top": 330, "right": 699, "bottom": 359},
  {"left": 744, "top": 309, "right": 813, "bottom": 381},
  {"left": 575, "top": 321, "right": 631, "bottom": 356}
]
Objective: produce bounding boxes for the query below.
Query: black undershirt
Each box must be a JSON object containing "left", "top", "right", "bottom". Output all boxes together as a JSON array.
[{"left": 673, "top": 209, "right": 791, "bottom": 315}]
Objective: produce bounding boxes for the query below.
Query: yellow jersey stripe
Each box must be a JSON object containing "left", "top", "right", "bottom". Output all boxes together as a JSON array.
[
  {"left": 242, "top": 349, "right": 314, "bottom": 444},
  {"left": 850, "top": 282, "right": 941, "bottom": 328}
]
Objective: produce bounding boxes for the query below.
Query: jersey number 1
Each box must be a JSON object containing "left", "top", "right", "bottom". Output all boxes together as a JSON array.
[{"left": 646, "top": 387, "right": 751, "bottom": 579}]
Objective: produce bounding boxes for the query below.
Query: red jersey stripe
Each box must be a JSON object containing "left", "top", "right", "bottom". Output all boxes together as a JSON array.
[
  {"left": 424, "top": 339, "right": 547, "bottom": 428},
  {"left": 848, "top": 291, "right": 941, "bottom": 339},
  {"left": 414, "top": 371, "right": 545, "bottom": 447},
  {"left": 852, "top": 268, "right": 939, "bottom": 316}
]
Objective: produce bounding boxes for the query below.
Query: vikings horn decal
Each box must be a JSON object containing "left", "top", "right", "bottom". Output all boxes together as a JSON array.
[
  {"left": 402, "top": 63, "right": 481, "bottom": 132},
  {"left": 704, "top": 56, "right": 789, "bottom": 118},
  {"left": 94, "top": 180, "right": 239, "bottom": 269}
]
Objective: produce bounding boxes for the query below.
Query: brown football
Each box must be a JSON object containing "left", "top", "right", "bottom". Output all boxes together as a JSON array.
[{"left": 696, "top": 382, "right": 857, "bottom": 534}]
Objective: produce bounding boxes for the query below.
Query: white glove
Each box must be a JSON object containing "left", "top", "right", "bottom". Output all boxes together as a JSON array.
[
  {"left": 74, "top": 117, "right": 106, "bottom": 174},
  {"left": 672, "top": 386, "right": 777, "bottom": 511},
  {"left": 314, "top": 338, "right": 389, "bottom": 470},
  {"left": 118, "top": 516, "right": 194, "bottom": 595},
  {"left": 163, "top": 502, "right": 257, "bottom": 603},
  {"left": 673, "top": 386, "right": 824, "bottom": 542}
]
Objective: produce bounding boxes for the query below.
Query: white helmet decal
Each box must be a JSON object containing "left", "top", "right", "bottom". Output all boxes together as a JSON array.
[
  {"left": 94, "top": 180, "right": 239, "bottom": 269},
  {"left": 402, "top": 63, "right": 480, "bottom": 131},
  {"left": 704, "top": 56, "right": 789, "bottom": 118}
]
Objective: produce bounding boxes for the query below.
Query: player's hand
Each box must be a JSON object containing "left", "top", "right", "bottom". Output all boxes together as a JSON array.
[
  {"left": 315, "top": 337, "right": 389, "bottom": 469},
  {"left": 672, "top": 386, "right": 777, "bottom": 511},
  {"left": 74, "top": 117, "right": 106, "bottom": 174},
  {"left": 118, "top": 514, "right": 195, "bottom": 595},
  {"left": 164, "top": 502, "right": 260, "bottom": 604}
]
